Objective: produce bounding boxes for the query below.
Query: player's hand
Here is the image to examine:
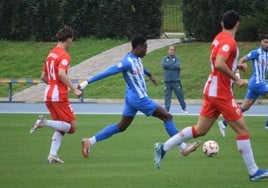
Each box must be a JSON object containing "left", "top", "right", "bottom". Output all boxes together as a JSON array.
[
  {"left": 149, "top": 76, "right": 158, "bottom": 86},
  {"left": 237, "top": 63, "right": 247, "bottom": 71},
  {"left": 234, "top": 78, "right": 246, "bottom": 87},
  {"left": 73, "top": 87, "right": 83, "bottom": 98}
]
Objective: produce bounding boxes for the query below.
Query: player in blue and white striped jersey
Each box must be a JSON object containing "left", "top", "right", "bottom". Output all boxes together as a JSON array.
[
  {"left": 79, "top": 35, "right": 201, "bottom": 158},
  {"left": 218, "top": 34, "right": 268, "bottom": 136}
]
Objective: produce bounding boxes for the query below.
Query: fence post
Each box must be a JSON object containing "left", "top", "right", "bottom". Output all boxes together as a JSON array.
[{"left": 8, "top": 83, "right": 12, "bottom": 102}]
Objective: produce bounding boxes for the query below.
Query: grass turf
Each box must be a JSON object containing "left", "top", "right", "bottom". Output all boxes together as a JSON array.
[
  {"left": 0, "top": 39, "right": 261, "bottom": 100},
  {"left": 0, "top": 114, "right": 268, "bottom": 188}
]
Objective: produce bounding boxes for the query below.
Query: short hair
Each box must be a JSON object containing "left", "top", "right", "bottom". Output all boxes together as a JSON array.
[
  {"left": 169, "top": 45, "right": 176, "bottom": 50},
  {"left": 260, "top": 34, "right": 268, "bottom": 40},
  {"left": 131, "top": 35, "right": 147, "bottom": 49},
  {"left": 222, "top": 10, "right": 240, "bottom": 30},
  {"left": 56, "top": 26, "right": 74, "bottom": 42}
]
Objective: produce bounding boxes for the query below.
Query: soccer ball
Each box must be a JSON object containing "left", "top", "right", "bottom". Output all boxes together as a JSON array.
[{"left": 202, "top": 140, "right": 219, "bottom": 157}]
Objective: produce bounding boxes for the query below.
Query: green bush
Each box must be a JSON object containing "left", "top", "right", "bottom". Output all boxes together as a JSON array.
[
  {"left": 181, "top": 0, "right": 268, "bottom": 41},
  {"left": 0, "top": 0, "right": 163, "bottom": 41}
]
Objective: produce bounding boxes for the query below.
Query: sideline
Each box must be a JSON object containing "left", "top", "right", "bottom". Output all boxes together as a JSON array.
[{"left": 0, "top": 102, "right": 267, "bottom": 116}]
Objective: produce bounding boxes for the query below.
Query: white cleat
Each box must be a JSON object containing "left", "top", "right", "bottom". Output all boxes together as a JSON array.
[
  {"left": 81, "top": 138, "right": 91, "bottom": 158},
  {"left": 47, "top": 154, "right": 64, "bottom": 163},
  {"left": 181, "top": 141, "right": 202, "bottom": 156},
  {"left": 182, "top": 110, "right": 188, "bottom": 115},
  {"left": 218, "top": 120, "right": 226, "bottom": 137},
  {"left": 30, "top": 115, "right": 45, "bottom": 134}
]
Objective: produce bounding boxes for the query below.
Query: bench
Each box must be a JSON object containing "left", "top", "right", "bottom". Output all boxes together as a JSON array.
[{"left": 0, "top": 78, "right": 86, "bottom": 102}]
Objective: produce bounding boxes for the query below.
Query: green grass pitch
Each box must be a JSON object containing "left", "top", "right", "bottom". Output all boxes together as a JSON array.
[{"left": 0, "top": 114, "right": 268, "bottom": 188}]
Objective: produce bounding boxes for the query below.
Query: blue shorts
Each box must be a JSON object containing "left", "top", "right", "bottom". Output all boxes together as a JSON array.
[
  {"left": 123, "top": 96, "right": 159, "bottom": 117},
  {"left": 245, "top": 81, "right": 268, "bottom": 100}
]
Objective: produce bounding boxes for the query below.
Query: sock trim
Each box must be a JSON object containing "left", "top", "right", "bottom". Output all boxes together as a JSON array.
[{"left": 237, "top": 134, "right": 250, "bottom": 140}]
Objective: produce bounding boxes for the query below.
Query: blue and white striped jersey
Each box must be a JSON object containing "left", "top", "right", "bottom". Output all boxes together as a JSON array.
[
  {"left": 88, "top": 52, "right": 149, "bottom": 99},
  {"left": 247, "top": 47, "right": 268, "bottom": 84},
  {"left": 122, "top": 52, "right": 148, "bottom": 99}
]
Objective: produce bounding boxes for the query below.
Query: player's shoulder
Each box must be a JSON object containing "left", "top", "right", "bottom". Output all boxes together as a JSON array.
[
  {"left": 52, "top": 47, "right": 70, "bottom": 58},
  {"left": 216, "top": 32, "right": 235, "bottom": 42},
  {"left": 247, "top": 48, "right": 261, "bottom": 58}
]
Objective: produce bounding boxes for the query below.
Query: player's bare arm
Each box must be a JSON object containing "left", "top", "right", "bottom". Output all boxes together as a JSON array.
[
  {"left": 58, "top": 68, "right": 82, "bottom": 97},
  {"left": 146, "top": 73, "right": 157, "bottom": 86},
  {"left": 144, "top": 68, "right": 157, "bottom": 86},
  {"left": 237, "top": 56, "right": 247, "bottom": 71},
  {"left": 148, "top": 75, "right": 157, "bottom": 86},
  {"left": 215, "top": 54, "right": 245, "bottom": 87},
  {"left": 41, "top": 71, "right": 48, "bottom": 84}
]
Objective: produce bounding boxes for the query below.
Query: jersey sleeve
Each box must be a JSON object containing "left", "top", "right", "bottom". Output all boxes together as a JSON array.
[
  {"left": 58, "top": 54, "right": 70, "bottom": 71},
  {"left": 217, "top": 40, "right": 236, "bottom": 59},
  {"left": 245, "top": 50, "right": 259, "bottom": 61},
  {"left": 88, "top": 60, "right": 132, "bottom": 83}
]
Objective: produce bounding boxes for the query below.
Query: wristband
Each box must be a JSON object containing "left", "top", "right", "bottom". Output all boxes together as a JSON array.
[
  {"left": 79, "top": 81, "right": 88, "bottom": 90},
  {"left": 235, "top": 73, "right": 240, "bottom": 79}
]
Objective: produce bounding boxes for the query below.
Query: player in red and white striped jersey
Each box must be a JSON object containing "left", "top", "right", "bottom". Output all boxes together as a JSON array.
[
  {"left": 30, "top": 26, "right": 82, "bottom": 163},
  {"left": 153, "top": 10, "right": 268, "bottom": 181}
]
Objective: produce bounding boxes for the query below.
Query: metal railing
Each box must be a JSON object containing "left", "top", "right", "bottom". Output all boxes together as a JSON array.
[
  {"left": 162, "top": 6, "right": 183, "bottom": 32},
  {"left": 0, "top": 78, "right": 86, "bottom": 102}
]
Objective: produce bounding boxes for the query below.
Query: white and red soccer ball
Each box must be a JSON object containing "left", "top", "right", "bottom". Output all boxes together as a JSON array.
[{"left": 202, "top": 140, "right": 219, "bottom": 157}]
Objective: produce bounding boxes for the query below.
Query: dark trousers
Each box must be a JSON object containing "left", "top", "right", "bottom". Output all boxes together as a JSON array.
[{"left": 164, "top": 81, "right": 186, "bottom": 111}]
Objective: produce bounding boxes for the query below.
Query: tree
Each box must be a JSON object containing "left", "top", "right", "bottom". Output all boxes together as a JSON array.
[
  {"left": 181, "top": 0, "right": 268, "bottom": 41},
  {"left": 0, "top": 0, "right": 163, "bottom": 41}
]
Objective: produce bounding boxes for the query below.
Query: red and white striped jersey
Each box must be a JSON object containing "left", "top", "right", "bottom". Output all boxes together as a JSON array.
[
  {"left": 203, "top": 31, "right": 239, "bottom": 99},
  {"left": 43, "top": 47, "right": 70, "bottom": 102}
]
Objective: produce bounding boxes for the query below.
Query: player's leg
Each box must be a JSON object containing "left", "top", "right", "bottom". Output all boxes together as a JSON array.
[
  {"left": 48, "top": 130, "right": 65, "bottom": 163},
  {"left": 152, "top": 105, "right": 179, "bottom": 136},
  {"left": 264, "top": 118, "right": 268, "bottom": 130},
  {"left": 153, "top": 96, "right": 218, "bottom": 168},
  {"left": 228, "top": 118, "right": 268, "bottom": 180},
  {"left": 218, "top": 89, "right": 257, "bottom": 137},
  {"left": 94, "top": 116, "right": 133, "bottom": 141},
  {"left": 262, "top": 86, "right": 268, "bottom": 129},
  {"left": 164, "top": 83, "right": 172, "bottom": 112},
  {"left": 151, "top": 102, "right": 201, "bottom": 155},
  {"left": 81, "top": 103, "right": 136, "bottom": 158},
  {"left": 153, "top": 115, "right": 215, "bottom": 169},
  {"left": 47, "top": 102, "right": 76, "bottom": 163},
  {"left": 173, "top": 81, "right": 187, "bottom": 113},
  {"left": 30, "top": 101, "right": 75, "bottom": 133},
  {"left": 221, "top": 97, "right": 268, "bottom": 180}
]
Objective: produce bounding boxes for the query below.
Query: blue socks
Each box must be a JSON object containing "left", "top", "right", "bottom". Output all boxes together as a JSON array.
[
  {"left": 164, "top": 119, "right": 178, "bottom": 137},
  {"left": 95, "top": 120, "right": 179, "bottom": 142},
  {"left": 222, "top": 120, "right": 228, "bottom": 126},
  {"left": 95, "top": 124, "right": 120, "bottom": 142}
]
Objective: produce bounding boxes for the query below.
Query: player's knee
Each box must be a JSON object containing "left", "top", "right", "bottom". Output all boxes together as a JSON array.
[
  {"left": 195, "top": 127, "right": 207, "bottom": 137},
  {"left": 68, "top": 126, "right": 77, "bottom": 134},
  {"left": 119, "top": 126, "right": 127, "bottom": 132},
  {"left": 165, "top": 113, "right": 173, "bottom": 121},
  {"left": 241, "top": 106, "right": 249, "bottom": 112}
]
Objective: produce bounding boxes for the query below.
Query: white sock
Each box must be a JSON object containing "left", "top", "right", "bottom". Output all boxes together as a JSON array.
[
  {"left": 237, "top": 136, "right": 258, "bottom": 175},
  {"left": 89, "top": 136, "right": 97, "bottom": 146},
  {"left": 49, "top": 131, "right": 63, "bottom": 156},
  {"left": 179, "top": 142, "right": 187, "bottom": 151},
  {"left": 45, "top": 120, "right": 71, "bottom": 132},
  {"left": 164, "top": 126, "right": 193, "bottom": 152}
]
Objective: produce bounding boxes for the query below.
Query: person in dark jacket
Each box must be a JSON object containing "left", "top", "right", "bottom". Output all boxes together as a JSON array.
[{"left": 162, "top": 45, "right": 187, "bottom": 114}]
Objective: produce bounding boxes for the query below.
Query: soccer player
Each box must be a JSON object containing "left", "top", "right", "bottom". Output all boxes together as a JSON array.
[
  {"left": 78, "top": 35, "right": 201, "bottom": 158},
  {"left": 153, "top": 10, "right": 268, "bottom": 181},
  {"left": 30, "top": 26, "right": 82, "bottom": 163},
  {"left": 218, "top": 33, "right": 268, "bottom": 137}
]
